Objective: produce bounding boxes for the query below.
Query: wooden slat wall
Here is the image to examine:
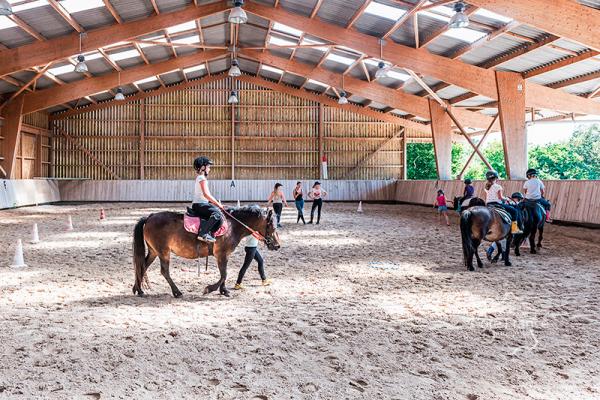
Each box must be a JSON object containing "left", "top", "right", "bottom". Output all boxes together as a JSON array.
[
  {"left": 58, "top": 179, "right": 397, "bottom": 202},
  {"left": 51, "top": 78, "right": 406, "bottom": 180},
  {"left": 395, "top": 180, "right": 600, "bottom": 225},
  {"left": 4, "top": 111, "right": 51, "bottom": 179}
]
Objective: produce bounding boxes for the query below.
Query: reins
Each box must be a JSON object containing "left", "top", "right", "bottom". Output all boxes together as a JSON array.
[{"left": 220, "top": 207, "right": 267, "bottom": 242}]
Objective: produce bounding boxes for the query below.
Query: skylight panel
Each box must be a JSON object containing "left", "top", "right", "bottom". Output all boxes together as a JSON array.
[
  {"left": 301, "top": 37, "right": 328, "bottom": 52},
  {"left": 134, "top": 77, "right": 158, "bottom": 85},
  {"left": 419, "top": 10, "right": 450, "bottom": 23},
  {"left": 182, "top": 65, "right": 205, "bottom": 75},
  {"left": 269, "top": 36, "right": 296, "bottom": 46},
  {"left": 104, "top": 41, "right": 130, "bottom": 49},
  {"left": 307, "top": 79, "right": 327, "bottom": 88},
  {"left": 474, "top": 8, "right": 513, "bottom": 24},
  {"left": 183, "top": 64, "right": 205, "bottom": 74},
  {"left": 364, "top": 2, "right": 406, "bottom": 21},
  {"left": 59, "top": 0, "right": 104, "bottom": 14},
  {"left": 166, "top": 21, "right": 196, "bottom": 34},
  {"left": 442, "top": 27, "right": 487, "bottom": 43},
  {"left": 261, "top": 65, "right": 283, "bottom": 74},
  {"left": 364, "top": 58, "right": 383, "bottom": 67},
  {"left": 11, "top": 0, "right": 48, "bottom": 12},
  {"left": 0, "top": 16, "right": 17, "bottom": 30},
  {"left": 108, "top": 49, "right": 140, "bottom": 62},
  {"left": 138, "top": 36, "right": 167, "bottom": 48},
  {"left": 386, "top": 70, "right": 410, "bottom": 81},
  {"left": 172, "top": 35, "right": 200, "bottom": 45},
  {"left": 326, "top": 53, "right": 355, "bottom": 65},
  {"left": 272, "top": 22, "right": 302, "bottom": 38},
  {"left": 48, "top": 64, "right": 77, "bottom": 76}
]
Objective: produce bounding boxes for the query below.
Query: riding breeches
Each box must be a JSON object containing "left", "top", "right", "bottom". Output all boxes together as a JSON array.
[
  {"left": 310, "top": 198, "right": 323, "bottom": 223},
  {"left": 191, "top": 202, "right": 223, "bottom": 235},
  {"left": 273, "top": 203, "right": 283, "bottom": 225},
  {"left": 236, "top": 247, "right": 266, "bottom": 284},
  {"left": 295, "top": 199, "right": 305, "bottom": 223}
]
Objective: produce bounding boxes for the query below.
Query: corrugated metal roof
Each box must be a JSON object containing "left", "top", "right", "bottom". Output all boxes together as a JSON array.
[
  {"left": 281, "top": 72, "right": 305, "bottom": 87},
  {"left": 70, "top": 8, "right": 114, "bottom": 31},
  {"left": 315, "top": 0, "right": 362, "bottom": 28},
  {"left": 459, "top": 35, "right": 525, "bottom": 66},
  {"left": 498, "top": 47, "right": 568, "bottom": 73},
  {"left": 113, "top": 0, "right": 154, "bottom": 22},
  {"left": 0, "top": 80, "right": 17, "bottom": 94},
  {"left": 238, "top": 24, "right": 267, "bottom": 47},
  {"left": 509, "top": 25, "right": 547, "bottom": 41},
  {"left": 529, "top": 60, "right": 600, "bottom": 86},
  {"left": 389, "top": 16, "right": 417, "bottom": 47},
  {"left": 15, "top": 4, "right": 73, "bottom": 40},
  {"left": 278, "top": 0, "right": 319, "bottom": 17},
  {"left": 0, "top": 27, "right": 34, "bottom": 48},
  {"left": 156, "top": 0, "right": 193, "bottom": 14},
  {"left": 437, "top": 85, "right": 470, "bottom": 99},
  {"left": 202, "top": 23, "right": 229, "bottom": 46},
  {"left": 578, "top": 0, "right": 600, "bottom": 9},
  {"left": 354, "top": 13, "right": 398, "bottom": 39},
  {"left": 140, "top": 45, "right": 173, "bottom": 63},
  {"left": 452, "top": 94, "right": 494, "bottom": 107},
  {"left": 562, "top": 78, "right": 600, "bottom": 95},
  {"left": 551, "top": 38, "right": 590, "bottom": 53}
]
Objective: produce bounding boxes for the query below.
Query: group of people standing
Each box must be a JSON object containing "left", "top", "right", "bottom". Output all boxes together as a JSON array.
[{"left": 267, "top": 181, "right": 328, "bottom": 227}]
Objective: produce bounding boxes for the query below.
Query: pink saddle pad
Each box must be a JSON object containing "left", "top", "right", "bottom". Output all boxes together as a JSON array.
[{"left": 184, "top": 214, "right": 228, "bottom": 237}]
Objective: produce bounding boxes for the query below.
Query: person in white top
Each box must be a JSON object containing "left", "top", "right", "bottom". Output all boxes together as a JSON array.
[
  {"left": 483, "top": 170, "right": 523, "bottom": 234},
  {"left": 523, "top": 168, "right": 552, "bottom": 222},
  {"left": 234, "top": 235, "right": 271, "bottom": 290},
  {"left": 308, "top": 181, "right": 328, "bottom": 224},
  {"left": 267, "top": 183, "right": 288, "bottom": 228},
  {"left": 191, "top": 156, "right": 225, "bottom": 243}
]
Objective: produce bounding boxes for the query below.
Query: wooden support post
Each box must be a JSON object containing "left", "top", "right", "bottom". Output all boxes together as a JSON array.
[
  {"left": 318, "top": 103, "right": 324, "bottom": 179},
  {"left": 231, "top": 88, "right": 235, "bottom": 181},
  {"left": 35, "top": 132, "right": 42, "bottom": 177},
  {"left": 496, "top": 71, "right": 527, "bottom": 179},
  {"left": 402, "top": 133, "right": 407, "bottom": 180},
  {"left": 139, "top": 99, "right": 145, "bottom": 180},
  {"left": 0, "top": 95, "right": 25, "bottom": 179},
  {"left": 428, "top": 99, "right": 453, "bottom": 180}
]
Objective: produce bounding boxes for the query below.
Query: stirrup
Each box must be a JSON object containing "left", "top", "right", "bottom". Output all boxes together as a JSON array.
[{"left": 198, "top": 233, "right": 216, "bottom": 243}]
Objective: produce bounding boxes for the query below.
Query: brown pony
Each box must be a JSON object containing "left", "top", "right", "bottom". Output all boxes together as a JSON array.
[
  {"left": 460, "top": 206, "right": 513, "bottom": 270},
  {"left": 132, "top": 205, "right": 280, "bottom": 297}
]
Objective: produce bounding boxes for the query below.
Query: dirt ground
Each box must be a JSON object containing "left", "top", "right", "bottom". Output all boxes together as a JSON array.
[{"left": 1, "top": 202, "right": 599, "bottom": 399}]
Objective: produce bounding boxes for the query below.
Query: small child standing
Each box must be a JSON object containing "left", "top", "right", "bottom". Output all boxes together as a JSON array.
[
  {"left": 434, "top": 189, "right": 450, "bottom": 226},
  {"left": 234, "top": 235, "right": 271, "bottom": 290}
]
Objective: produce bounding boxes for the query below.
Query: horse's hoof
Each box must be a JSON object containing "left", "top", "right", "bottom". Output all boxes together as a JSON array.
[
  {"left": 530, "top": 250, "right": 537, "bottom": 254},
  {"left": 221, "top": 290, "right": 231, "bottom": 297},
  {"left": 491, "top": 259, "right": 498, "bottom": 264},
  {"left": 203, "top": 286, "right": 210, "bottom": 295},
  {"left": 468, "top": 267, "right": 475, "bottom": 271},
  {"left": 137, "top": 291, "right": 145, "bottom": 298},
  {"left": 504, "top": 262, "right": 512, "bottom": 267},
  {"left": 173, "top": 291, "right": 183, "bottom": 298}
]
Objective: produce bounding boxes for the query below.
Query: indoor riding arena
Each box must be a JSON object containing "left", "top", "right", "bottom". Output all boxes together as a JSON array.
[{"left": 1, "top": 1, "right": 600, "bottom": 399}]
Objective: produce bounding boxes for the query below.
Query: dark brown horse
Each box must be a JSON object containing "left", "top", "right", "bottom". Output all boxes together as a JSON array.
[
  {"left": 514, "top": 200, "right": 545, "bottom": 255},
  {"left": 460, "top": 206, "right": 513, "bottom": 270},
  {"left": 132, "top": 205, "right": 280, "bottom": 297}
]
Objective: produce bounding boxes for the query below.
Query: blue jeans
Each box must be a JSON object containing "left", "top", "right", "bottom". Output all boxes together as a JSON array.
[{"left": 295, "top": 199, "right": 305, "bottom": 223}]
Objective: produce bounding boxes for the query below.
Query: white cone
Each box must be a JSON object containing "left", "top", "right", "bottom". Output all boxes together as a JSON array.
[
  {"left": 237, "top": 199, "right": 241, "bottom": 207},
  {"left": 66, "top": 215, "right": 74, "bottom": 231},
  {"left": 357, "top": 201, "right": 363, "bottom": 213},
  {"left": 31, "top": 223, "right": 40, "bottom": 244},
  {"left": 11, "top": 239, "right": 27, "bottom": 268}
]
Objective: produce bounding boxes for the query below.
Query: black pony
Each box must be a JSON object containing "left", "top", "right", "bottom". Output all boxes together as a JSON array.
[
  {"left": 453, "top": 196, "right": 486, "bottom": 212},
  {"left": 514, "top": 200, "right": 545, "bottom": 255}
]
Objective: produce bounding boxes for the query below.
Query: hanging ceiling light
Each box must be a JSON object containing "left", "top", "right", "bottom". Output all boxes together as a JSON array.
[
  {"left": 228, "top": 90, "right": 239, "bottom": 104},
  {"left": 0, "top": 0, "right": 13, "bottom": 16},
  {"left": 74, "top": 33, "right": 88, "bottom": 73},
  {"left": 228, "top": 0, "right": 248, "bottom": 24},
  {"left": 338, "top": 91, "right": 348, "bottom": 105},
  {"left": 375, "top": 61, "right": 392, "bottom": 79},
  {"left": 114, "top": 87, "right": 125, "bottom": 101},
  {"left": 449, "top": 1, "right": 469, "bottom": 29},
  {"left": 228, "top": 59, "right": 241, "bottom": 77}
]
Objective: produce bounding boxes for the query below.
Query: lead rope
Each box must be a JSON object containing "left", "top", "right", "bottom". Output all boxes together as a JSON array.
[{"left": 220, "top": 207, "right": 267, "bottom": 242}]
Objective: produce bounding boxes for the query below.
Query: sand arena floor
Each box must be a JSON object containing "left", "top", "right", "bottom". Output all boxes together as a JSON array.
[{"left": 1, "top": 202, "right": 599, "bottom": 399}]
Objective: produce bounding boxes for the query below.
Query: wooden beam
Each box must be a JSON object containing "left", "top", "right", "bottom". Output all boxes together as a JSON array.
[
  {"left": 244, "top": 2, "right": 600, "bottom": 116},
  {"left": 237, "top": 75, "right": 430, "bottom": 133},
  {"left": 0, "top": 1, "right": 228, "bottom": 78},
  {"left": 0, "top": 95, "right": 25, "bottom": 178},
  {"left": 23, "top": 49, "right": 226, "bottom": 114},
  {"left": 447, "top": 21, "right": 520, "bottom": 60},
  {"left": 343, "top": 128, "right": 404, "bottom": 179},
  {"left": 240, "top": 50, "right": 494, "bottom": 129},
  {"left": 0, "top": 63, "right": 52, "bottom": 110},
  {"left": 467, "top": 0, "right": 600, "bottom": 52},
  {"left": 522, "top": 50, "right": 600, "bottom": 79},
  {"left": 149, "top": 0, "right": 160, "bottom": 14},
  {"left": 48, "top": 0, "right": 83, "bottom": 32},
  {"left": 496, "top": 71, "right": 527, "bottom": 179},
  {"left": 310, "top": 0, "right": 324, "bottom": 18},
  {"left": 50, "top": 74, "right": 229, "bottom": 120},
  {"left": 428, "top": 99, "right": 453, "bottom": 180},
  {"left": 103, "top": 0, "right": 122, "bottom": 23},
  {"left": 346, "top": 0, "right": 372, "bottom": 29},
  {"left": 382, "top": 0, "right": 427, "bottom": 40},
  {"left": 8, "top": 14, "right": 45, "bottom": 41},
  {"left": 54, "top": 125, "right": 121, "bottom": 179}
]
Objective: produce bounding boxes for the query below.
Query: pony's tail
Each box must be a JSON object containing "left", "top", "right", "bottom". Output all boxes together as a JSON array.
[
  {"left": 132, "top": 217, "right": 148, "bottom": 295},
  {"left": 460, "top": 210, "right": 474, "bottom": 267}
]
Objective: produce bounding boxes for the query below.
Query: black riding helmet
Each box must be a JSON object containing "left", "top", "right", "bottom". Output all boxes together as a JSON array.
[
  {"left": 526, "top": 168, "right": 537, "bottom": 177},
  {"left": 464, "top": 178, "right": 472, "bottom": 185},
  {"left": 193, "top": 156, "right": 213, "bottom": 172},
  {"left": 485, "top": 170, "right": 499, "bottom": 180},
  {"left": 511, "top": 192, "right": 524, "bottom": 200}
]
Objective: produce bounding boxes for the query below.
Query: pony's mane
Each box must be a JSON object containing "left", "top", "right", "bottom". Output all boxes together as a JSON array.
[{"left": 228, "top": 204, "right": 266, "bottom": 219}]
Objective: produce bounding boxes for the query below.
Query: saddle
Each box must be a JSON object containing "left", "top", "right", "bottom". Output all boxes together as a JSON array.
[
  {"left": 184, "top": 207, "right": 228, "bottom": 237},
  {"left": 487, "top": 204, "right": 512, "bottom": 225},
  {"left": 522, "top": 200, "right": 546, "bottom": 215}
]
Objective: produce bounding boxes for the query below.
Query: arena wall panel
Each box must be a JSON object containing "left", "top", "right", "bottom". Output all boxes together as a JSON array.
[
  {"left": 0, "top": 179, "right": 60, "bottom": 209},
  {"left": 395, "top": 180, "right": 600, "bottom": 225}
]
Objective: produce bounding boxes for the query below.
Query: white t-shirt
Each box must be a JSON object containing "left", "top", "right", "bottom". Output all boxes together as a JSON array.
[
  {"left": 192, "top": 174, "right": 208, "bottom": 203},
  {"left": 245, "top": 235, "right": 259, "bottom": 248},
  {"left": 485, "top": 182, "right": 503, "bottom": 204},
  {"left": 523, "top": 178, "right": 544, "bottom": 200},
  {"left": 310, "top": 187, "right": 326, "bottom": 200}
]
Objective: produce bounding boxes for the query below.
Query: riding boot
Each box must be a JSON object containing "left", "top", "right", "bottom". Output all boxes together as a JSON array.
[
  {"left": 545, "top": 210, "right": 552, "bottom": 223},
  {"left": 511, "top": 221, "right": 523, "bottom": 235},
  {"left": 198, "top": 215, "right": 219, "bottom": 243}
]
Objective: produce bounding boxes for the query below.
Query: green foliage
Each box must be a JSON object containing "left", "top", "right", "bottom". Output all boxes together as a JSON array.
[{"left": 407, "top": 124, "right": 600, "bottom": 180}]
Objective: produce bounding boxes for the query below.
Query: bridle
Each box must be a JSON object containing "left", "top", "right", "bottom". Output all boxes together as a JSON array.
[{"left": 220, "top": 207, "right": 277, "bottom": 247}]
